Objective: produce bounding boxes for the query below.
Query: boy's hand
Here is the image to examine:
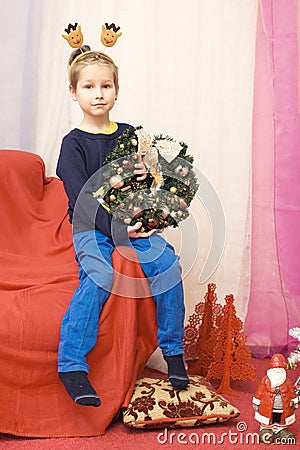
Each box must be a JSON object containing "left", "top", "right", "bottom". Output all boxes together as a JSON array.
[
  {"left": 128, "top": 222, "right": 157, "bottom": 238},
  {"left": 133, "top": 154, "right": 147, "bottom": 181}
]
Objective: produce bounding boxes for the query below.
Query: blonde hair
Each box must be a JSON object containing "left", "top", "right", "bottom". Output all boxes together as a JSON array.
[{"left": 68, "top": 45, "right": 119, "bottom": 91}]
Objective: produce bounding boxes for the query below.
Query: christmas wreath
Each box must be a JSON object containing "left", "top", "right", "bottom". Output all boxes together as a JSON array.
[{"left": 93, "top": 126, "right": 199, "bottom": 232}]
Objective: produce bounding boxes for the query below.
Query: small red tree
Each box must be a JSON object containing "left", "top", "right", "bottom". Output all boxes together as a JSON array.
[
  {"left": 207, "top": 294, "right": 256, "bottom": 396},
  {"left": 187, "top": 284, "right": 219, "bottom": 376}
]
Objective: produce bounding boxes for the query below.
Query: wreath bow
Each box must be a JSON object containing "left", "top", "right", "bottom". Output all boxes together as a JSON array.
[{"left": 135, "top": 128, "right": 182, "bottom": 192}]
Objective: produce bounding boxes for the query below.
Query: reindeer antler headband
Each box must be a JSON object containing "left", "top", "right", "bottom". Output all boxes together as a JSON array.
[{"left": 62, "top": 22, "right": 122, "bottom": 81}]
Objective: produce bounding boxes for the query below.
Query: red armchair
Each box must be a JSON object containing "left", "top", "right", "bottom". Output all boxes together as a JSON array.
[{"left": 0, "top": 150, "right": 157, "bottom": 437}]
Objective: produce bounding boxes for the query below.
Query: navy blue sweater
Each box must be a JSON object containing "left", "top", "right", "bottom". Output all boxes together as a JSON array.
[{"left": 56, "top": 123, "right": 131, "bottom": 241}]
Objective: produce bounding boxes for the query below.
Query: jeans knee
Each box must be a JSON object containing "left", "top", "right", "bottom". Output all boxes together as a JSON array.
[
  {"left": 78, "top": 262, "right": 113, "bottom": 292},
  {"left": 157, "top": 252, "right": 182, "bottom": 277}
]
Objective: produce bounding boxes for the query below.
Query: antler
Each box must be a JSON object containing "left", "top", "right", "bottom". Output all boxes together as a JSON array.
[
  {"left": 104, "top": 22, "right": 121, "bottom": 33},
  {"left": 64, "top": 23, "right": 78, "bottom": 34}
]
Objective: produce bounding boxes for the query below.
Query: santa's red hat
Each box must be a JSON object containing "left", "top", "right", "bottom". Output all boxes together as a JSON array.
[{"left": 269, "top": 353, "right": 287, "bottom": 369}]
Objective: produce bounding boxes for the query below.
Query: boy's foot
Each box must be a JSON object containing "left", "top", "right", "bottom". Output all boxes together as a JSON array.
[
  {"left": 164, "top": 354, "right": 189, "bottom": 389},
  {"left": 59, "top": 371, "right": 101, "bottom": 407}
]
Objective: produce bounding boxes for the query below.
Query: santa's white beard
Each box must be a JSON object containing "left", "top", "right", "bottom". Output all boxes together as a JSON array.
[{"left": 267, "top": 368, "right": 286, "bottom": 388}]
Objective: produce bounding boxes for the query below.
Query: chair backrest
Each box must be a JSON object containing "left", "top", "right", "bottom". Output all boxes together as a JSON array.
[{"left": 0, "top": 150, "right": 73, "bottom": 258}]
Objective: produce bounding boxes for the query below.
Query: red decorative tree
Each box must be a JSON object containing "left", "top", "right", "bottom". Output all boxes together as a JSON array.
[
  {"left": 207, "top": 294, "right": 257, "bottom": 396},
  {"left": 188, "top": 284, "right": 219, "bottom": 376}
]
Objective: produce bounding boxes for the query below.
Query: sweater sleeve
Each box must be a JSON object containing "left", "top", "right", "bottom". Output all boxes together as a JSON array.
[
  {"left": 56, "top": 135, "right": 89, "bottom": 214},
  {"left": 57, "top": 134, "right": 126, "bottom": 239}
]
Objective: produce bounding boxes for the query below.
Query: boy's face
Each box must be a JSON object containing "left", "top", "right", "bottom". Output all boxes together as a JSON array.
[{"left": 70, "top": 64, "right": 118, "bottom": 120}]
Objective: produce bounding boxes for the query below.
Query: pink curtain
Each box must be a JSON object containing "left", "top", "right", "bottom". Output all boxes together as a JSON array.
[{"left": 245, "top": 0, "right": 300, "bottom": 357}]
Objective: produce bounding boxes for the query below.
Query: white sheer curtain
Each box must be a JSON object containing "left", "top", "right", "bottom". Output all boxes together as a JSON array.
[
  {"left": 0, "top": 0, "right": 42, "bottom": 151},
  {"left": 0, "top": 0, "right": 258, "bottom": 322}
]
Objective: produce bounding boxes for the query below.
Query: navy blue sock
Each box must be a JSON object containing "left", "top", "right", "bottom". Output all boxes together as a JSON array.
[
  {"left": 59, "top": 371, "right": 101, "bottom": 407},
  {"left": 164, "top": 355, "right": 189, "bottom": 389}
]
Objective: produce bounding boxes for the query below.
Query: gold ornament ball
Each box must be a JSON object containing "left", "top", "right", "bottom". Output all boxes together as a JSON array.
[
  {"left": 109, "top": 175, "right": 124, "bottom": 189},
  {"left": 120, "top": 143, "right": 125, "bottom": 149},
  {"left": 179, "top": 198, "right": 189, "bottom": 210},
  {"left": 132, "top": 206, "right": 143, "bottom": 217},
  {"left": 131, "top": 138, "right": 138, "bottom": 147},
  {"left": 170, "top": 186, "right": 177, "bottom": 194},
  {"left": 109, "top": 194, "right": 116, "bottom": 202},
  {"left": 147, "top": 217, "right": 159, "bottom": 229},
  {"left": 162, "top": 206, "right": 170, "bottom": 218},
  {"left": 174, "top": 165, "right": 189, "bottom": 177},
  {"left": 122, "top": 159, "right": 133, "bottom": 169}
]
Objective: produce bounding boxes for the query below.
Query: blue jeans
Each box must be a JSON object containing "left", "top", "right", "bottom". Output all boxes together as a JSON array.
[{"left": 58, "top": 230, "right": 185, "bottom": 373}]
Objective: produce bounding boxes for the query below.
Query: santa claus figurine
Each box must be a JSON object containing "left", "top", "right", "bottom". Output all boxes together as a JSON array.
[{"left": 252, "top": 353, "right": 298, "bottom": 444}]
